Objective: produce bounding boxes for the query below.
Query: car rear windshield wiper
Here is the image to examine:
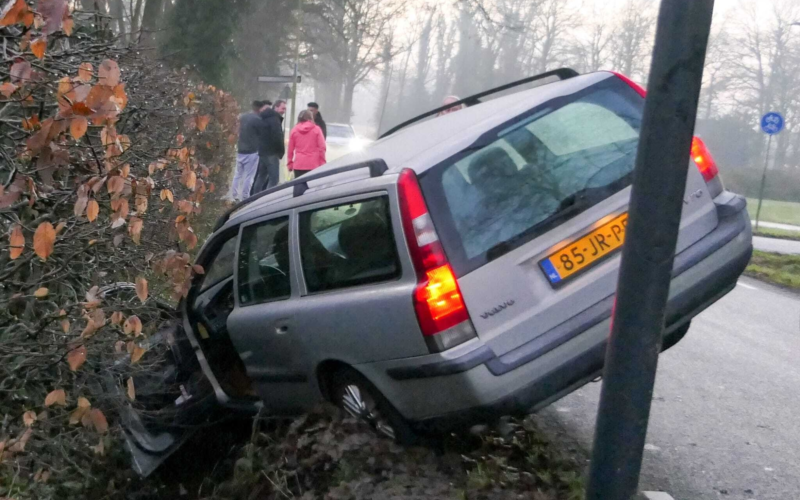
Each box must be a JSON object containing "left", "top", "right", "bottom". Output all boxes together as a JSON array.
[{"left": 485, "top": 181, "right": 628, "bottom": 263}]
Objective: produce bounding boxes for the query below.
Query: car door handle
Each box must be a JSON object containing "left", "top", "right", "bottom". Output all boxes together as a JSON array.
[{"left": 275, "top": 324, "right": 289, "bottom": 334}]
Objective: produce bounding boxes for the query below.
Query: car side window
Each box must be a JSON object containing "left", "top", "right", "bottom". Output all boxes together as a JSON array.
[
  {"left": 237, "top": 217, "right": 292, "bottom": 306},
  {"left": 299, "top": 196, "right": 400, "bottom": 293},
  {"left": 198, "top": 236, "right": 238, "bottom": 292}
]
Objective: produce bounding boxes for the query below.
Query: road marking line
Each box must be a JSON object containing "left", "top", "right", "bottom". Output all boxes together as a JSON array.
[{"left": 737, "top": 281, "right": 759, "bottom": 290}]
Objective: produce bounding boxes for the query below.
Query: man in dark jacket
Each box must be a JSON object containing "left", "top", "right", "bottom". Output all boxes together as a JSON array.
[
  {"left": 308, "top": 102, "right": 327, "bottom": 139},
  {"left": 231, "top": 100, "right": 268, "bottom": 201},
  {"left": 251, "top": 100, "right": 287, "bottom": 194}
]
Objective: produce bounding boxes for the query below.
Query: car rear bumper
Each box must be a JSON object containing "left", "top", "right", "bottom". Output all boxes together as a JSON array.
[{"left": 357, "top": 193, "right": 752, "bottom": 426}]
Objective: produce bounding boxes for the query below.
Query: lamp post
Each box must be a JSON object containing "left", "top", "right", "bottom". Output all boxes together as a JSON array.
[{"left": 289, "top": 0, "right": 303, "bottom": 131}]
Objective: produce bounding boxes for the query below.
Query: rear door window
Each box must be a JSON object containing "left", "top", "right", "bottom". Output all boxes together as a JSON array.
[
  {"left": 420, "top": 77, "right": 644, "bottom": 276},
  {"left": 299, "top": 196, "right": 400, "bottom": 293},
  {"left": 237, "top": 216, "right": 292, "bottom": 306}
]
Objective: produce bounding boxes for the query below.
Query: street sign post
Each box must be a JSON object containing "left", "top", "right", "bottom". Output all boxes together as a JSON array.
[
  {"left": 585, "top": 0, "right": 714, "bottom": 498},
  {"left": 755, "top": 112, "right": 784, "bottom": 231}
]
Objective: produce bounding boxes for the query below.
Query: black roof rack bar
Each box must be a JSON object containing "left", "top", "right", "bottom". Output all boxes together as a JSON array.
[
  {"left": 379, "top": 67, "right": 580, "bottom": 140},
  {"left": 213, "top": 159, "right": 389, "bottom": 231}
]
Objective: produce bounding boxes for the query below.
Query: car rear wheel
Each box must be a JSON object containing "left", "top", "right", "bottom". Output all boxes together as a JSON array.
[{"left": 330, "top": 369, "right": 418, "bottom": 445}]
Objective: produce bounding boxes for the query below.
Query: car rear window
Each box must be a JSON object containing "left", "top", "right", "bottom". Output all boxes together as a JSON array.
[{"left": 420, "top": 77, "right": 644, "bottom": 276}]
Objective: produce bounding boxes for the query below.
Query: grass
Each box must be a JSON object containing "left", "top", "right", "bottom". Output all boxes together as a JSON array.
[
  {"left": 746, "top": 198, "right": 800, "bottom": 226},
  {"left": 745, "top": 250, "right": 800, "bottom": 290},
  {"left": 753, "top": 227, "right": 800, "bottom": 241}
]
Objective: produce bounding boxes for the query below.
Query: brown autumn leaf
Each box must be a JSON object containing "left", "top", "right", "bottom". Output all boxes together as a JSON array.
[
  {"left": 26, "top": 117, "right": 52, "bottom": 153},
  {"left": 77, "top": 396, "right": 91, "bottom": 408},
  {"left": 61, "top": 318, "right": 69, "bottom": 333},
  {"left": 21, "top": 114, "right": 39, "bottom": 130},
  {"left": 78, "top": 62, "right": 92, "bottom": 82},
  {"left": 31, "top": 37, "right": 46, "bottom": 59},
  {"left": 33, "top": 468, "right": 50, "bottom": 483},
  {"left": 135, "top": 194, "right": 147, "bottom": 214},
  {"left": 123, "top": 315, "right": 142, "bottom": 336},
  {"left": 44, "top": 389, "right": 66, "bottom": 407},
  {"left": 111, "top": 310, "right": 124, "bottom": 325},
  {"left": 39, "top": 0, "right": 67, "bottom": 35},
  {"left": 85, "top": 84, "right": 114, "bottom": 112},
  {"left": 23, "top": 410, "right": 36, "bottom": 427},
  {"left": 0, "top": 81, "right": 17, "bottom": 97},
  {"left": 33, "top": 222, "right": 56, "bottom": 260},
  {"left": 88, "top": 408, "right": 108, "bottom": 433},
  {"left": 160, "top": 189, "right": 174, "bottom": 203},
  {"left": 61, "top": 12, "right": 72, "bottom": 35},
  {"left": 0, "top": 0, "right": 27, "bottom": 27},
  {"left": 129, "top": 216, "right": 143, "bottom": 244},
  {"left": 112, "top": 83, "right": 127, "bottom": 109},
  {"left": 9, "top": 224, "right": 24, "bottom": 259},
  {"left": 9, "top": 427, "right": 33, "bottom": 452},
  {"left": 86, "top": 199, "right": 99, "bottom": 222},
  {"left": 193, "top": 265, "right": 205, "bottom": 275},
  {"left": 196, "top": 114, "right": 211, "bottom": 131},
  {"left": 135, "top": 276, "right": 148, "bottom": 303},
  {"left": 10, "top": 60, "right": 31, "bottom": 84},
  {"left": 114, "top": 340, "right": 126, "bottom": 353},
  {"left": 131, "top": 345, "right": 146, "bottom": 363},
  {"left": 91, "top": 439, "right": 105, "bottom": 456},
  {"left": 67, "top": 345, "right": 87, "bottom": 371},
  {"left": 126, "top": 377, "right": 135, "bottom": 401},
  {"left": 106, "top": 175, "right": 125, "bottom": 195},
  {"left": 97, "top": 59, "right": 120, "bottom": 87},
  {"left": 33, "top": 287, "right": 48, "bottom": 298},
  {"left": 70, "top": 116, "right": 88, "bottom": 140}
]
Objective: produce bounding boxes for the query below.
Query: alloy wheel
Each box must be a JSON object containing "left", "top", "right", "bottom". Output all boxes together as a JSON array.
[{"left": 340, "top": 383, "right": 396, "bottom": 441}]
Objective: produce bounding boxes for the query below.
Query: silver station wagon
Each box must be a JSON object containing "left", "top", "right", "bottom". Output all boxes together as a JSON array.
[{"left": 123, "top": 69, "right": 752, "bottom": 474}]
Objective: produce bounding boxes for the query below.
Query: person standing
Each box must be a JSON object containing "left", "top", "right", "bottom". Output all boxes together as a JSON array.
[
  {"left": 307, "top": 102, "right": 327, "bottom": 139},
  {"left": 437, "top": 95, "right": 464, "bottom": 116},
  {"left": 251, "top": 99, "right": 287, "bottom": 194},
  {"left": 231, "top": 100, "right": 268, "bottom": 201},
  {"left": 287, "top": 110, "right": 326, "bottom": 178}
]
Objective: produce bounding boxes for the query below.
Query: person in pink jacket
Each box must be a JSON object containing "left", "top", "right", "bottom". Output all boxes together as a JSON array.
[{"left": 287, "top": 110, "right": 326, "bottom": 178}]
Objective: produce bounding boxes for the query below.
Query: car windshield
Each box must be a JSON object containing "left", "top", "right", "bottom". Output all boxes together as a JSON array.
[
  {"left": 420, "top": 77, "right": 644, "bottom": 276},
  {"left": 328, "top": 124, "right": 355, "bottom": 140}
]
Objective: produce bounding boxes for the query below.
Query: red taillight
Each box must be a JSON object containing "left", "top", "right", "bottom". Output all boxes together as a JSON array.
[
  {"left": 414, "top": 264, "right": 469, "bottom": 334},
  {"left": 398, "top": 169, "right": 471, "bottom": 341},
  {"left": 691, "top": 137, "right": 719, "bottom": 182}
]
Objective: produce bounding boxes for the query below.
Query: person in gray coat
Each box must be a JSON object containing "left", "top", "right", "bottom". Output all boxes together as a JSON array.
[
  {"left": 231, "top": 100, "right": 269, "bottom": 201},
  {"left": 250, "top": 99, "right": 287, "bottom": 195}
]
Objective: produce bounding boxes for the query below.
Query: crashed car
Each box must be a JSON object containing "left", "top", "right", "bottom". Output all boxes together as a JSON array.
[{"left": 123, "top": 68, "right": 753, "bottom": 474}]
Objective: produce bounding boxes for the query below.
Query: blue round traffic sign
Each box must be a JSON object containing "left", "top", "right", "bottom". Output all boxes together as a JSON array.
[{"left": 761, "top": 112, "right": 784, "bottom": 135}]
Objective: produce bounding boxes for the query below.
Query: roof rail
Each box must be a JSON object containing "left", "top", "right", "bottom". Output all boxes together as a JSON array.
[
  {"left": 379, "top": 68, "right": 580, "bottom": 140},
  {"left": 213, "top": 159, "right": 389, "bottom": 231}
]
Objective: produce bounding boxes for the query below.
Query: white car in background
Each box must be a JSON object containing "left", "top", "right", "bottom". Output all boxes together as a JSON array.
[{"left": 326, "top": 123, "right": 370, "bottom": 161}]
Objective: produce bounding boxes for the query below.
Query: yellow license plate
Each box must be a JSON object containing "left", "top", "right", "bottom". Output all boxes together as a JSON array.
[{"left": 539, "top": 213, "right": 628, "bottom": 286}]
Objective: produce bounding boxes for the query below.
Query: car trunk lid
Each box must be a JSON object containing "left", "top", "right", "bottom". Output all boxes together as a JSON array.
[{"left": 420, "top": 73, "right": 719, "bottom": 357}]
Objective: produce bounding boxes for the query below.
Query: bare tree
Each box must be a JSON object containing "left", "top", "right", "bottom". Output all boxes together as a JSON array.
[
  {"left": 727, "top": 0, "right": 800, "bottom": 167},
  {"left": 140, "top": 0, "right": 164, "bottom": 47},
  {"left": 609, "top": 0, "right": 656, "bottom": 81},
  {"left": 432, "top": 13, "right": 457, "bottom": 101},
  {"left": 304, "top": 0, "right": 408, "bottom": 121}
]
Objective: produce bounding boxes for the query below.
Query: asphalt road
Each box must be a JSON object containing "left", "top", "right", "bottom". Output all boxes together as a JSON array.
[
  {"left": 533, "top": 276, "right": 800, "bottom": 500},
  {"left": 752, "top": 236, "right": 800, "bottom": 255}
]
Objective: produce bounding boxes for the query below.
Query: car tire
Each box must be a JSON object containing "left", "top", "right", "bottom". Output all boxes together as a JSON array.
[
  {"left": 662, "top": 321, "right": 691, "bottom": 352},
  {"left": 330, "top": 369, "right": 419, "bottom": 445}
]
